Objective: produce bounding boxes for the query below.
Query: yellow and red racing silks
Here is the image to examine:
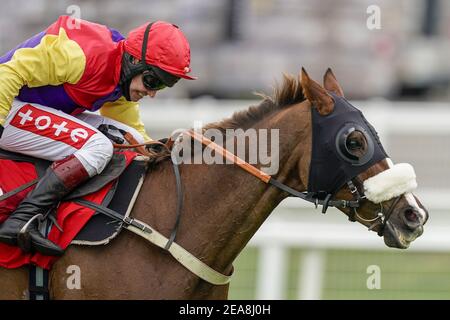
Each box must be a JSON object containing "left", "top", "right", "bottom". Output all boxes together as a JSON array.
[{"left": 0, "top": 16, "right": 150, "bottom": 140}]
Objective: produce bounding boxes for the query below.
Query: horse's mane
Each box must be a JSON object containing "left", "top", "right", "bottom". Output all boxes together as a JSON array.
[
  {"left": 147, "top": 73, "right": 305, "bottom": 166},
  {"left": 203, "top": 73, "right": 305, "bottom": 133}
]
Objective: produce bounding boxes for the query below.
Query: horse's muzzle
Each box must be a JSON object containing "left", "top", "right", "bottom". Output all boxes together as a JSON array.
[{"left": 383, "top": 219, "right": 424, "bottom": 249}]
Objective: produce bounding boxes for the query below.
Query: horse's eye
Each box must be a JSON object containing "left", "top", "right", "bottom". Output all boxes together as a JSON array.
[{"left": 346, "top": 139, "right": 362, "bottom": 150}]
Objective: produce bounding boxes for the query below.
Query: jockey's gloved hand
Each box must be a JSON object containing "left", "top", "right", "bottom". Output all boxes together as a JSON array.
[
  {"left": 146, "top": 137, "right": 169, "bottom": 154},
  {"left": 158, "top": 137, "right": 169, "bottom": 144}
]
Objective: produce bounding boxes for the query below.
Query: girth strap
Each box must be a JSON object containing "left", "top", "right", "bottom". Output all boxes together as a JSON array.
[
  {"left": 29, "top": 265, "right": 49, "bottom": 300},
  {"left": 74, "top": 199, "right": 151, "bottom": 232},
  {"left": 74, "top": 199, "right": 232, "bottom": 285},
  {"left": 0, "top": 179, "right": 38, "bottom": 202},
  {"left": 29, "top": 218, "right": 51, "bottom": 300}
]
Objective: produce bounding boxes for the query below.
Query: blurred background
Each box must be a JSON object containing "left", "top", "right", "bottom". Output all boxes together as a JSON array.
[{"left": 2, "top": 0, "right": 450, "bottom": 299}]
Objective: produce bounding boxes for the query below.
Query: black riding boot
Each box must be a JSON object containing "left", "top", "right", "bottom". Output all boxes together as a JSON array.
[{"left": 0, "top": 154, "right": 90, "bottom": 256}]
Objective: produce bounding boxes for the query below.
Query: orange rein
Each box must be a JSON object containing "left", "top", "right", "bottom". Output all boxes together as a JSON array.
[
  {"left": 185, "top": 130, "right": 272, "bottom": 183},
  {"left": 112, "top": 132, "right": 172, "bottom": 157},
  {"left": 113, "top": 130, "right": 272, "bottom": 184}
]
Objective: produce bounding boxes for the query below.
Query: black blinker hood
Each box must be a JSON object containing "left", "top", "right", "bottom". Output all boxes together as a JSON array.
[{"left": 307, "top": 92, "right": 388, "bottom": 196}]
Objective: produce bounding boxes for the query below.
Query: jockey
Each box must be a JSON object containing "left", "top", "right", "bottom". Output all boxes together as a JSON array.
[{"left": 0, "top": 16, "right": 196, "bottom": 256}]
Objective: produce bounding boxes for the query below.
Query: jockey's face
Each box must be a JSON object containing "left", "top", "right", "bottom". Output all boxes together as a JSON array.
[{"left": 129, "top": 74, "right": 157, "bottom": 102}]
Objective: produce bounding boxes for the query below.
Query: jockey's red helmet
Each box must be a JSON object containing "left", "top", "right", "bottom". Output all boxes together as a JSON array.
[{"left": 124, "top": 21, "right": 197, "bottom": 80}]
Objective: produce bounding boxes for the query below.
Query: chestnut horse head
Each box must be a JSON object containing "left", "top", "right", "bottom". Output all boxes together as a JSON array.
[{"left": 298, "top": 68, "right": 428, "bottom": 248}]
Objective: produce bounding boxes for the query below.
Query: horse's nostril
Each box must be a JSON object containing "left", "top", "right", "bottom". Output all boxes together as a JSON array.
[{"left": 404, "top": 208, "right": 419, "bottom": 223}]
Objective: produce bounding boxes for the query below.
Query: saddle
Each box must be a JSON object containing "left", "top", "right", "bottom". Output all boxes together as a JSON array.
[{"left": 0, "top": 148, "right": 148, "bottom": 247}]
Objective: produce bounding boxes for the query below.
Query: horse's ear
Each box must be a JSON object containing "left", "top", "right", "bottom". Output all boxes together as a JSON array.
[
  {"left": 300, "top": 67, "right": 334, "bottom": 115},
  {"left": 323, "top": 67, "right": 344, "bottom": 97}
]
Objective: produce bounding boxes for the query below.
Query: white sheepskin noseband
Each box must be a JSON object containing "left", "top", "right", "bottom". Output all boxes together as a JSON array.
[{"left": 363, "top": 162, "right": 417, "bottom": 203}]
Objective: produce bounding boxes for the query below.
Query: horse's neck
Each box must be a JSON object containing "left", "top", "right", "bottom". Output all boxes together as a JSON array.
[
  {"left": 208, "top": 102, "right": 312, "bottom": 266},
  {"left": 135, "top": 100, "right": 312, "bottom": 290}
]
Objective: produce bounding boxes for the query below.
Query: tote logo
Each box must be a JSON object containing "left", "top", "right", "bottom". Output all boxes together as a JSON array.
[
  {"left": 366, "top": 5, "right": 381, "bottom": 30},
  {"left": 10, "top": 104, "right": 95, "bottom": 149}
]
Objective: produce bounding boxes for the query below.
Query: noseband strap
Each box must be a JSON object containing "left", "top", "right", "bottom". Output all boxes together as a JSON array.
[{"left": 268, "top": 178, "right": 359, "bottom": 213}]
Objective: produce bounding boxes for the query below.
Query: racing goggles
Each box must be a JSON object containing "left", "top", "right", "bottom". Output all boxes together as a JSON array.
[{"left": 142, "top": 68, "right": 167, "bottom": 91}]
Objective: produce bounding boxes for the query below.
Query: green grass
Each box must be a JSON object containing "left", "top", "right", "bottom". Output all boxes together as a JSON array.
[
  {"left": 228, "top": 247, "right": 259, "bottom": 300},
  {"left": 228, "top": 247, "right": 450, "bottom": 300}
]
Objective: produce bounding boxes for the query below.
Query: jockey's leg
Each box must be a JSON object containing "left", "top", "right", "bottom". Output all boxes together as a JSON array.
[{"left": 0, "top": 101, "right": 113, "bottom": 256}]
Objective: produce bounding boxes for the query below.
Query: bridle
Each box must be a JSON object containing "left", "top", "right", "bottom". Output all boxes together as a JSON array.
[
  {"left": 109, "top": 128, "right": 402, "bottom": 285},
  {"left": 121, "top": 129, "right": 400, "bottom": 243},
  {"left": 167, "top": 130, "right": 398, "bottom": 238},
  {"left": 269, "top": 165, "right": 399, "bottom": 237},
  {"left": 345, "top": 178, "right": 401, "bottom": 236}
]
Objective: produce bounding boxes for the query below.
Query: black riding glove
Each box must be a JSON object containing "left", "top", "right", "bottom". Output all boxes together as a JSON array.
[{"left": 146, "top": 137, "right": 169, "bottom": 153}]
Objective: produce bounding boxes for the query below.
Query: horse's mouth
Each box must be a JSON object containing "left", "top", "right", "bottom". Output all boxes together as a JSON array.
[{"left": 383, "top": 221, "right": 422, "bottom": 249}]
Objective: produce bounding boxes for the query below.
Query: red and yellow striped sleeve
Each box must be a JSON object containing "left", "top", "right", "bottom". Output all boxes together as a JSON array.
[{"left": 0, "top": 28, "right": 86, "bottom": 125}]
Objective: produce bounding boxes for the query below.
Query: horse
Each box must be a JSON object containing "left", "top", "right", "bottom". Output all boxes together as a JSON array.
[{"left": 0, "top": 68, "right": 428, "bottom": 299}]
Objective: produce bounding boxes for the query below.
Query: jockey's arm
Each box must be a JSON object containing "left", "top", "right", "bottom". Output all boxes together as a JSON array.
[
  {"left": 0, "top": 28, "right": 85, "bottom": 125},
  {"left": 99, "top": 97, "right": 151, "bottom": 141}
]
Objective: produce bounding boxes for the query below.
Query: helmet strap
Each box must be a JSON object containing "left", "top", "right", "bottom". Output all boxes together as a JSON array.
[
  {"left": 141, "top": 22, "right": 154, "bottom": 64},
  {"left": 119, "top": 52, "right": 146, "bottom": 101},
  {"left": 119, "top": 22, "right": 155, "bottom": 101}
]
